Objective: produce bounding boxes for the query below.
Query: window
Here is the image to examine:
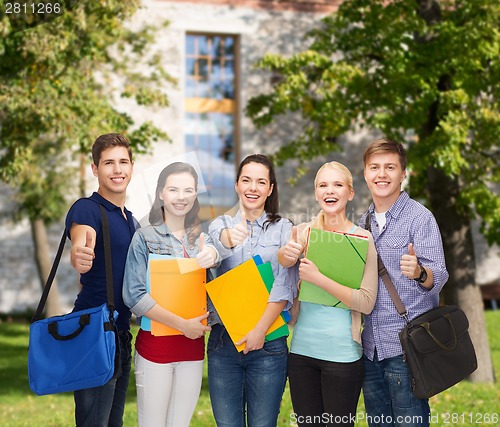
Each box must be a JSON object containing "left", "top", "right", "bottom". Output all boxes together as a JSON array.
[{"left": 185, "top": 34, "right": 238, "bottom": 218}]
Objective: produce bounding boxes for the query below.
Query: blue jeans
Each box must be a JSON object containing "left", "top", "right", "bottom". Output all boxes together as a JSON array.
[
  {"left": 208, "top": 324, "right": 288, "bottom": 427},
  {"left": 362, "top": 352, "right": 430, "bottom": 427},
  {"left": 74, "top": 330, "right": 132, "bottom": 427}
]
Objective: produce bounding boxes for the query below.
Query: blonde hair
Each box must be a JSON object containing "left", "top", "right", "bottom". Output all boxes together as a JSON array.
[
  {"left": 314, "top": 161, "right": 353, "bottom": 191},
  {"left": 296, "top": 161, "right": 354, "bottom": 245}
]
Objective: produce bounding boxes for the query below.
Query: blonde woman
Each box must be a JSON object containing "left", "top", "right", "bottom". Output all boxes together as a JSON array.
[{"left": 279, "top": 161, "right": 378, "bottom": 427}]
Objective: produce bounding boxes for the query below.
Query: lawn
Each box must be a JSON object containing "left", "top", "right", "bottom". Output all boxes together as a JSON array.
[{"left": 1, "top": 310, "right": 499, "bottom": 426}]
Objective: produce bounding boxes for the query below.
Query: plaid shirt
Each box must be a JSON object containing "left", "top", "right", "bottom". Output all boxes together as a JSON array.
[{"left": 359, "top": 192, "right": 448, "bottom": 361}]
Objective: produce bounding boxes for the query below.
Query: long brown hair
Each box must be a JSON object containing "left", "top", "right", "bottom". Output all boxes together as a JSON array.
[
  {"left": 149, "top": 162, "right": 201, "bottom": 245},
  {"left": 236, "top": 154, "right": 281, "bottom": 229}
]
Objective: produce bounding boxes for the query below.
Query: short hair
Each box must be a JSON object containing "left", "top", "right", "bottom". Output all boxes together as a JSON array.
[
  {"left": 314, "top": 161, "right": 353, "bottom": 191},
  {"left": 92, "top": 133, "right": 132, "bottom": 166},
  {"left": 362, "top": 138, "right": 407, "bottom": 171}
]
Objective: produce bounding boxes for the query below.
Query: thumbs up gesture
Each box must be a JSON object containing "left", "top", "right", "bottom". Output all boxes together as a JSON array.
[
  {"left": 227, "top": 209, "right": 249, "bottom": 248},
  {"left": 71, "top": 229, "right": 95, "bottom": 274},
  {"left": 196, "top": 233, "right": 218, "bottom": 269},
  {"left": 283, "top": 226, "right": 304, "bottom": 265},
  {"left": 400, "top": 243, "right": 420, "bottom": 279}
]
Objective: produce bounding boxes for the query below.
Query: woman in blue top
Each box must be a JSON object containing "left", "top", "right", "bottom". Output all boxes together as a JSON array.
[
  {"left": 279, "top": 161, "right": 378, "bottom": 427},
  {"left": 123, "top": 162, "right": 218, "bottom": 427},
  {"left": 207, "top": 154, "right": 296, "bottom": 427}
]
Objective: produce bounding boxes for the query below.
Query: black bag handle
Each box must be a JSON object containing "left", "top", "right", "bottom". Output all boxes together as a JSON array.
[
  {"left": 420, "top": 313, "right": 458, "bottom": 351},
  {"left": 365, "top": 213, "right": 409, "bottom": 323},
  {"left": 48, "top": 313, "right": 91, "bottom": 341},
  {"left": 31, "top": 200, "right": 114, "bottom": 322}
]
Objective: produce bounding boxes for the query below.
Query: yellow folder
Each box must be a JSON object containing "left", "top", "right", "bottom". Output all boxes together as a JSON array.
[
  {"left": 149, "top": 258, "right": 207, "bottom": 336},
  {"left": 299, "top": 227, "right": 369, "bottom": 309},
  {"left": 206, "top": 258, "right": 285, "bottom": 352}
]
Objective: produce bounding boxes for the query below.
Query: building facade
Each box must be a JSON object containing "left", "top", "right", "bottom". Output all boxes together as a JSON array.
[{"left": 0, "top": 0, "right": 498, "bottom": 314}]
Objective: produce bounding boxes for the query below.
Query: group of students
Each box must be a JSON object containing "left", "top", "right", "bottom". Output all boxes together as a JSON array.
[{"left": 66, "top": 133, "right": 448, "bottom": 427}]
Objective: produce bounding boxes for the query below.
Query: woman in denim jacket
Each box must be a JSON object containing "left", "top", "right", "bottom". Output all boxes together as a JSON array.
[
  {"left": 123, "top": 162, "right": 219, "bottom": 427},
  {"left": 207, "top": 154, "right": 297, "bottom": 427}
]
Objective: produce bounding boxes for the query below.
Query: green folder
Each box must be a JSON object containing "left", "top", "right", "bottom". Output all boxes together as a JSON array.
[
  {"left": 257, "top": 262, "right": 290, "bottom": 341},
  {"left": 298, "top": 227, "right": 369, "bottom": 309}
]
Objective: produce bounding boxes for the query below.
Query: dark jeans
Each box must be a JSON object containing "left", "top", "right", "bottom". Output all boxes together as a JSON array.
[
  {"left": 74, "top": 330, "right": 133, "bottom": 427},
  {"left": 362, "top": 352, "right": 430, "bottom": 427},
  {"left": 288, "top": 353, "right": 364, "bottom": 427},
  {"left": 207, "top": 324, "right": 288, "bottom": 427}
]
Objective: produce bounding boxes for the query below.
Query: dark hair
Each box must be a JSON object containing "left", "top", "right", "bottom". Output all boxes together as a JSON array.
[
  {"left": 92, "top": 133, "right": 132, "bottom": 166},
  {"left": 236, "top": 154, "right": 281, "bottom": 229},
  {"left": 149, "top": 162, "right": 201, "bottom": 246},
  {"left": 362, "top": 138, "right": 407, "bottom": 171}
]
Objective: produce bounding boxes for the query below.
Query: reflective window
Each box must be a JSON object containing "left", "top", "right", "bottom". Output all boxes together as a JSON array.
[{"left": 185, "top": 34, "right": 238, "bottom": 213}]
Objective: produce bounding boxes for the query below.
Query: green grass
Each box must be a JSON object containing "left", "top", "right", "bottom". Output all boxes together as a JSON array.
[{"left": 1, "top": 311, "right": 499, "bottom": 426}]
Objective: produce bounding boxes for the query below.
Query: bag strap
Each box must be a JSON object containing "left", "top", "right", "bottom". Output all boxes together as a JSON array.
[
  {"left": 99, "top": 204, "right": 115, "bottom": 317},
  {"left": 32, "top": 200, "right": 114, "bottom": 322},
  {"left": 31, "top": 229, "right": 67, "bottom": 322},
  {"left": 365, "top": 213, "right": 409, "bottom": 323}
]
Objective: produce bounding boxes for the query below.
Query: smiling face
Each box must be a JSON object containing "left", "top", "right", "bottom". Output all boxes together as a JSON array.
[
  {"left": 159, "top": 172, "right": 197, "bottom": 219},
  {"left": 235, "top": 162, "right": 274, "bottom": 218},
  {"left": 314, "top": 166, "right": 354, "bottom": 215},
  {"left": 364, "top": 152, "right": 406, "bottom": 210},
  {"left": 92, "top": 146, "right": 133, "bottom": 200}
]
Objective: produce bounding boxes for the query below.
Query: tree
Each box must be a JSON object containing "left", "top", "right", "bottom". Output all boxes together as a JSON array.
[
  {"left": 0, "top": 0, "right": 173, "bottom": 317},
  {"left": 247, "top": 0, "right": 499, "bottom": 382}
]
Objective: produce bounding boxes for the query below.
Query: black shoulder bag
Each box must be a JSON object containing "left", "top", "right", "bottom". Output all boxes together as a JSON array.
[{"left": 365, "top": 214, "right": 477, "bottom": 399}]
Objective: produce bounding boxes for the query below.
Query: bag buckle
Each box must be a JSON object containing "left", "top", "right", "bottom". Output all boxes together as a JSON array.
[{"left": 399, "top": 312, "right": 410, "bottom": 324}]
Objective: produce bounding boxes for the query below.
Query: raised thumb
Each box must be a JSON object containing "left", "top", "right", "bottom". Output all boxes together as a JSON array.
[
  {"left": 408, "top": 243, "right": 416, "bottom": 256},
  {"left": 198, "top": 233, "right": 205, "bottom": 251},
  {"left": 291, "top": 226, "right": 298, "bottom": 242},
  {"left": 85, "top": 230, "right": 93, "bottom": 248}
]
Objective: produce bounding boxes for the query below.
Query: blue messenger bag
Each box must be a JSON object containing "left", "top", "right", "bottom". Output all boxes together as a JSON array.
[{"left": 28, "top": 204, "right": 120, "bottom": 395}]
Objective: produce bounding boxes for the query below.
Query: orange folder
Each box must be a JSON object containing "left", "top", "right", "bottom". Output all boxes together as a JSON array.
[
  {"left": 149, "top": 258, "right": 207, "bottom": 336},
  {"left": 205, "top": 258, "right": 285, "bottom": 352}
]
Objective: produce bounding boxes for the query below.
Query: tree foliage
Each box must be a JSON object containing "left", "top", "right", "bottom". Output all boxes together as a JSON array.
[
  {"left": 246, "top": 0, "right": 499, "bottom": 245},
  {"left": 0, "top": 0, "right": 173, "bottom": 223}
]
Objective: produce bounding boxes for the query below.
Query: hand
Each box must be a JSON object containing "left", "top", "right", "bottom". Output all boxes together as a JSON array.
[
  {"left": 236, "top": 326, "right": 266, "bottom": 354},
  {"left": 298, "top": 258, "right": 320, "bottom": 283},
  {"left": 283, "top": 226, "right": 303, "bottom": 264},
  {"left": 196, "top": 234, "right": 217, "bottom": 268},
  {"left": 227, "top": 210, "right": 249, "bottom": 248},
  {"left": 182, "top": 312, "right": 211, "bottom": 340},
  {"left": 71, "top": 231, "right": 95, "bottom": 274},
  {"left": 400, "top": 243, "right": 420, "bottom": 279}
]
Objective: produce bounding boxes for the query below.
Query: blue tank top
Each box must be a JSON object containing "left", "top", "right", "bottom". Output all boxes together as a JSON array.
[{"left": 290, "top": 225, "right": 362, "bottom": 362}]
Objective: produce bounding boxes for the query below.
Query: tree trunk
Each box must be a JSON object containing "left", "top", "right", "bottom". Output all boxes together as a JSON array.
[
  {"left": 31, "top": 218, "right": 63, "bottom": 318},
  {"left": 427, "top": 167, "right": 494, "bottom": 383}
]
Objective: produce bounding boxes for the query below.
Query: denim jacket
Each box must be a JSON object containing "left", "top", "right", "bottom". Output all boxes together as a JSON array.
[{"left": 122, "top": 223, "right": 219, "bottom": 325}]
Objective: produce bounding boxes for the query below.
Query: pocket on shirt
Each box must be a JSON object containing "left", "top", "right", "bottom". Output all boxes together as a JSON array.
[
  {"left": 146, "top": 242, "right": 173, "bottom": 255},
  {"left": 258, "top": 238, "right": 280, "bottom": 249},
  {"left": 383, "top": 234, "right": 409, "bottom": 250}
]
